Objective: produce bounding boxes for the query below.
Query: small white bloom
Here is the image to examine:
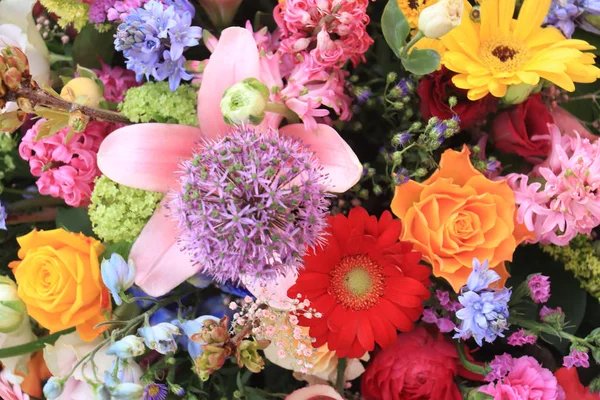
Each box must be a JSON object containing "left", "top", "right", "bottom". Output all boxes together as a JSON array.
[{"left": 418, "top": 0, "right": 464, "bottom": 39}]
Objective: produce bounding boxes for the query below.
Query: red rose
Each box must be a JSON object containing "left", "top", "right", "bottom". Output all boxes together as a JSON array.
[
  {"left": 418, "top": 67, "right": 498, "bottom": 130},
  {"left": 491, "top": 94, "right": 554, "bottom": 160},
  {"left": 361, "top": 327, "right": 480, "bottom": 400},
  {"left": 554, "top": 367, "right": 598, "bottom": 400}
]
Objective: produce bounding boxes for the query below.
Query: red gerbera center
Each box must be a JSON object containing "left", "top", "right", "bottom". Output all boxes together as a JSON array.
[{"left": 329, "top": 254, "right": 385, "bottom": 310}]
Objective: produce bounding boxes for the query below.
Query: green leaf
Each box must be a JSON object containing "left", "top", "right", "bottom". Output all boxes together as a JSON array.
[
  {"left": 0, "top": 328, "right": 75, "bottom": 358},
  {"left": 381, "top": 0, "right": 410, "bottom": 59},
  {"left": 401, "top": 48, "right": 440, "bottom": 75},
  {"left": 55, "top": 207, "right": 96, "bottom": 237},
  {"left": 100, "top": 241, "right": 133, "bottom": 260},
  {"left": 72, "top": 25, "right": 115, "bottom": 69}
]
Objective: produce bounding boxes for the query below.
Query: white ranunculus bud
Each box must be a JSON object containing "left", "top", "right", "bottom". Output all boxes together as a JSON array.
[
  {"left": 0, "top": 277, "right": 26, "bottom": 333},
  {"left": 220, "top": 78, "right": 270, "bottom": 126},
  {"left": 418, "top": 0, "right": 464, "bottom": 39}
]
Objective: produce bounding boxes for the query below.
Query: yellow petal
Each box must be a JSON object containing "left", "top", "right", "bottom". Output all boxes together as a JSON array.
[
  {"left": 498, "top": 0, "right": 516, "bottom": 35},
  {"left": 467, "top": 86, "right": 491, "bottom": 100},
  {"left": 479, "top": 0, "right": 499, "bottom": 41},
  {"left": 514, "top": 0, "right": 551, "bottom": 41},
  {"left": 516, "top": 71, "right": 540, "bottom": 85},
  {"left": 488, "top": 79, "right": 507, "bottom": 97},
  {"left": 538, "top": 70, "right": 576, "bottom": 91},
  {"left": 525, "top": 27, "right": 565, "bottom": 49}
]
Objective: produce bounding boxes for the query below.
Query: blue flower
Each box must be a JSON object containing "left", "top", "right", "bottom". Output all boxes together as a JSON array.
[
  {"left": 43, "top": 377, "right": 64, "bottom": 400},
  {"left": 0, "top": 200, "right": 6, "bottom": 230},
  {"left": 110, "top": 382, "right": 144, "bottom": 400},
  {"left": 173, "top": 315, "right": 220, "bottom": 359},
  {"left": 138, "top": 322, "right": 180, "bottom": 354},
  {"left": 155, "top": 50, "right": 194, "bottom": 91},
  {"left": 101, "top": 253, "right": 136, "bottom": 306},
  {"left": 143, "top": 382, "right": 168, "bottom": 400},
  {"left": 106, "top": 335, "right": 145, "bottom": 358},
  {"left": 112, "top": 358, "right": 142, "bottom": 383},
  {"left": 466, "top": 258, "right": 500, "bottom": 292},
  {"left": 168, "top": 11, "right": 202, "bottom": 59}
]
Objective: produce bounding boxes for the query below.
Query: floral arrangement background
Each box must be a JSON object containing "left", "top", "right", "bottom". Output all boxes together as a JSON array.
[{"left": 1, "top": 0, "right": 600, "bottom": 399}]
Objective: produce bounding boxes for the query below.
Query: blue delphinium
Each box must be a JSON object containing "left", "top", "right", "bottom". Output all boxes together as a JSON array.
[
  {"left": 138, "top": 322, "right": 180, "bottom": 354},
  {"left": 454, "top": 258, "right": 511, "bottom": 346},
  {"left": 101, "top": 253, "right": 136, "bottom": 306},
  {"left": 546, "top": 0, "right": 600, "bottom": 38},
  {"left": 0, "top": 200, "right": 6, "bottom": 230},
  {"left": 114, "top": 0, "right": 202, "bottom": 90}
]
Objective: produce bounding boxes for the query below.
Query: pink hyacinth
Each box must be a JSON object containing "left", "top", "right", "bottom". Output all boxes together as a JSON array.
[
  {"left": 480, "top": 356, "right": 565, "bottom": 400},
  {"left": 0, "top": 370, "right": 29, "bottom": 400},
  {"left": 507, "top": 329, "right": 537, "bottom": 347},
  {"left": 19, "top": 120, "right": 115, "bottom": 207},
  {"left": 563, "top": 349, "right": 590, "bottom": 369},
  {"left": 274, "top": 0, "right": 374, "bottom": 70},
  {"left": 93, "top": 59, "right": 141, "bottom": 102},
  {"left": 528, "top": 274, "right": 551, "bottom": 303},
  {"left": 507, "top": 124, "right": 600, "bottom": 246}
]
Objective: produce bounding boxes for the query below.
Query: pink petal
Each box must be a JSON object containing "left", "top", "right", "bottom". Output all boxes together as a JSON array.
[
  {"left": 285, "top": 385, "right": 343, "bottom": 400},
  {"left": 279, "top": 123, "right": 363, "bottom": 193},
  {"left": 551, "top": 107, "right": 597, "bottom": 142},
  {"left": 131, "top": 198, "right": 199, "bottom": 297},
  {"left": 97, "top": 123, "right": 203, "bottom": 192},
  {"left": 197, "top": 27, "right": 261, "bottom": 137}
]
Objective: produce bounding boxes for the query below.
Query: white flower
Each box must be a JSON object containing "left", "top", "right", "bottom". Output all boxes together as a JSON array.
[
  {"left": 418, "top": 0, "right": 464, "bottom": 39},
  {"left": 0, "top": 316, "right": 36, "bottom": 375}
]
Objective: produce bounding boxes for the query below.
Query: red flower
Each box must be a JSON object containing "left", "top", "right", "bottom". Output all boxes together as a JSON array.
[
  {"left": 554, "top": 367, "right": 598, "bottom": 400},
  {"left": 361, "top": 327, "right": 480, "bottom": 400},
  {"left": 418, "top": 67, "right": 498, "bottom": 130},
  {"left": 491, "top": 94, "right": 554, "bottom": 160},
  {"left": 287, "top": 207, "right": 430, "bottom": 359}
]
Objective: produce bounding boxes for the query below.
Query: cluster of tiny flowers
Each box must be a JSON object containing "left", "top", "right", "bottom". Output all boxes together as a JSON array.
[
  {"left": 528, "top": 274, "right": 552, "bottom": 303},
  {"left": 545, "top": 0, "right": 600, "bottom": 38},
  {"left": 229, "top": 294, "right": 322, "bottom": 374},
  {"left": 274, "top": 0, "right": 373, "bottom": 70},
  {"left": 172, "top": 126, "right": 330, "bottom": 283},
  {"left": 508, "top": 125, "right": 600, "bottom": 246},
  {"left": 563, "top": 348, "right": 590, "bottom": 369},
  {"left": 507, "top": 329, "right": 537, "bottom": 347},
  {"left": 114, "top": 0, "right": 201, "bottom": 90},
  {"left": 19, "top": 120, "right": 115, "bottom": 207},
  {"left": 454, "top": 259, "right": 511, "bottom": 346},
  {"left": 93, "top": 59, "right": 141, "bottom": 102}
]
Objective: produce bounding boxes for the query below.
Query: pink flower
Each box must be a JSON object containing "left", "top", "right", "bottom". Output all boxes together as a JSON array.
[
  {"left": 0, "top": 369, "right": 29, "bottom": 400},
  {"left": 422, "top": 308, "right": 456, "bottom": 333},
  {"left": 540, "top": 306, "right": 565, "bottom": 323},
  {"left": 285, "top": 384, "right": 343, "bottom": 400},
  {"left": 528, "top": 274, "right": 551, "bottom": 303},
  {"left": 436, "top": 290, "right": 462, "bottom": 312},
  {"left": 507, "top": 329, "right": 537, "bottom": 347},
  {"left": 107, "top": 0, "right": 146, "bottom": 21},
  {"left": 485, "top": 353, "right": 515, "bottom": 382},
  {"left": 19, "top": 120, "right": 115, "bottom": 207},
  {"left": 93, "top": 59, "right": 141, "bottom": 103},
  {"left": 480, "top": 356, "right": 565, "bottom": 400},
  {"left": 563, "top": 349, "right": 590, "bottom": 369},
  {"left": 97, "top": 27, "right": 363, "bottom": 297}
]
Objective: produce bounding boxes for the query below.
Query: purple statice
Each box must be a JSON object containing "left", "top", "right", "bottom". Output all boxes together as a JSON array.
[
  {"left": 143, "top": 382, "right": 168, "bottom": 400},
  {"left": 172, "top": 126, "right": 330, "bottom": 284},
  {"left": 485, "top": 353, "right": 515, "bottom": 382},
  {"left": 528, "top": 274, "right": 551, "bottom": 303},
  {"left": 436, "top": 290, "right": 462, "bottom": 312},
  {"left": 545, "top": 0, "right": 600, "bottom": 38},
  {"left": 422, "top": 308, "right": 456, "bottom": 333},
  {"left": 507, "top": 329, "right": 537, "bottom": 347},
  {"left": 540, "top": 306, "right": 565, "bottom": 325},
  {"left": 113, "top": 0, "right": 201, "bottom": 90},
  {"left": 563, "top": 349, "right": 590, "bottom": 369},
  {"left": 454, "top": 258, "right": 511, "bottom": 346},
  {"left": 0, "top": 200, "right": 6, "bottom": 230}
]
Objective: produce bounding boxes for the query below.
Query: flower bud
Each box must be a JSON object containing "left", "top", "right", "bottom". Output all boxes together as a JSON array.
[
  {"left": 3, "top": 67, "right": 22, "bottom": 91},
  {"left": 196, "top": 0, "right": 243, "bottom": 28},
  {"left": 43, "top": 377, "right": 64, "bottom": 400},
  {"left": 106, "top": 335, "right": 146, "bottom": 358},
  {"left": 138, "top": 322, "right": 180, "bottom": 354},
  {"left": 68, "top": 110, "right": 90, "bottom": 133},
  {"left": 194, "top": 343, "right": 230, "bottom": 379},
  {"left": 418, "top": 0, "right": 464, "bottom": 39},
  {"left": 0, "top": 277, "right": 26, "bottom": 333},
  {"left": 221, "top": 78, "right": 270, "bottom": 126},
  {"left": 501, "top": 83, "right": 536, "bottom": 106},
  {"left": 101, "top": 253, "right": 136, "bottom": 306},
  {"left": 110, "top": 382, "right": 144, "bottom": 400},
  {"left": 17, "top": 97, "right": 34, "bottom": 113},
  {"left": 93, "top": 384, "right": 111, "bottom": 400},
  {"left": 60, "top": 77, "right": 104, "bottom": 107},
  {"left": 386, "top": 72, "right": 397, "bottom": 83},
  {"left": 1, "top": 47, "right": 30, "bottom": 76},
  {"left": 236, "top": 339, "right": 269, "bottom": 373}
]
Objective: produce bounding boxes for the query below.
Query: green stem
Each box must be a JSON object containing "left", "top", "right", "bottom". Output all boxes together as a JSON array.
[
  {"left": 510, "top": 315, "right": 591, "bottom": 347},
  {"left": 9, "top": 196, "right": 66, "bottom": 211},
  {"left": 335, "top": 357, "right": 347, "bottom": 395},
  {"left": 0, "top": 327, "right": 75, "bottom": 358},
  {"left": 456, "top": 341, "right": 490, "bottom": 376},
  {"left": 49, "top": 53, "right": 73, "bottom": 65},
  {"left": 264, "top": 102, "right": 300, "bottom": 124},
  {"left": 400, "top": 31, "right": 425, "bottom": 60}
]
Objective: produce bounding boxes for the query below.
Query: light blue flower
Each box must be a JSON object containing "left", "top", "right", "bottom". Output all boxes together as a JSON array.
[
  {"left": 173, "top": 315, "right": 220, "bottom": 359},
  {"left": 110, "top": 382, "right": 144, "bottom": 400},
  {"left": 466, "top": 258, "right": 501, "bottom": 292},
  {"left": 114, "top": 359, "right": 142, "bottom": 383},
  {"left": 43, "top": 377, "right": 64, "bottom": 400},
  {"left": 138, "top": 322, "right": 180, "bottom": 354},
  {"left": 101, "top": 253, "right": 136, "bottom": 306},
  {"left": 106, "top": 335, "right": 145, "bottom": 358},
  {"left": 0, "top": 200, "right": 7, "bottom": 230}
]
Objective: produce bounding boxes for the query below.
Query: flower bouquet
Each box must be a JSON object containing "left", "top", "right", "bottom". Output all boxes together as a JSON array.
[{"left": 1, "top": 0, "right": 600, "bottom": 399}]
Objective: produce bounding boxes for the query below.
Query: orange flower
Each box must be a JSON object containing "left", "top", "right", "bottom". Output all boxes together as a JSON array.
[
  {"left": 391, "top": 146, "right": 532, "bottom": 292},
  {"left": 9, "top": 229, "right": 110, "bottom": 341}
]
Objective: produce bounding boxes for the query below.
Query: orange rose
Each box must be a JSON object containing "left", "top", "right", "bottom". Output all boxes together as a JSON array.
[
  {"left": 391, "top": 146, "right": 532, "bottom": 292},
  {"left": 9, "top": 229, "right": 110, "bottom": 341}
]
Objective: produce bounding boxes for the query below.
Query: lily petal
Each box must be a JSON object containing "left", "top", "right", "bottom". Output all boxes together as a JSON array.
[
  {"left": 131, "top": 198, "right": 199, "bottom": 297},
  {"left": 197, "top": 27, "right": 261, "bottom": 137},
  {"left": 97, "top": 123, "right": 203, "bottom": 193},
  {"left": 279, "top": 123, "right": 363, "bottom": 193},
  {"left": 551, "top": 106, "right": 598, "bottom": 141}
]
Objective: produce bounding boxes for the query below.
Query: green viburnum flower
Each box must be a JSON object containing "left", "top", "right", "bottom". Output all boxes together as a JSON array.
[
  {"left": 0, "top": 134, "right": 17, "bottom": 195},
  {"left": 39, "top": 0, "right": 89, "bottom": 31},
  {"left": 89, "top": 175, "right": 163, "bottom": 243},
  {"left": 119, "top": 82, "right": 198, "bottom": 126}
]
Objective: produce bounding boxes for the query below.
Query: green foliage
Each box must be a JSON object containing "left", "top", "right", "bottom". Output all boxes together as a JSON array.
[
  {"left": 0, "top": 134, "right": 17, "bottom": 195},
  {"left": 401, "top": 48, "right": 441, "bottom": 75},
  {"left": 119, "top": 82, "right": 199, "bottom": 126},
  {"left": 72, "top": 25, "right": 115, "bottom": 69},
  {"left": 55, "top": 207, "right": 95, "bottom": 237},
  {"left": 101, "top": 241, "right": 133, "bottom": 261},
  {"left": 381, "top": 0, "right": 410, "bottom": 59},
  {"left": 89, "top": 175, "right": 163, "bottom": 243}
]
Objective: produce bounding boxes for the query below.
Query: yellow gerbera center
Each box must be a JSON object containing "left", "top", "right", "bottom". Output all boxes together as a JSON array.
[
  {"left": 479, "top": 37, "right": 530, "bottom": 73},
  {"left": 329, "top": 254, "right": 385, "bottom": 310}
]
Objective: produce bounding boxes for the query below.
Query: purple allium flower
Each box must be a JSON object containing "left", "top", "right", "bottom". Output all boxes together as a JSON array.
[
  {"left": 528, "top": 274, "right": 551, "bottom": 303},
  {"left": 485, "top": 353, "right": 514, "bottom": 382},
  {"left": 172, "top": 126, "right": 330, "bottom": 284},
  {"left": 0, "top": 200, "right": 7, "bottom": 230},
  {"left": 507, "top": 329, "right": 537, "bottom": 347},
  {"left": 143, "top": 382, "right": 168, "bottom": 400},
  {"left": 563, "top": 349, "right": 590, "bottom": 369}
]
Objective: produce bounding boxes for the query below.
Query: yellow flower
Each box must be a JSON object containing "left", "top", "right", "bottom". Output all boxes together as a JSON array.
[
  {"left": 428, "top": 0, "right": 600, "bottom": 100},
  {"left": 9, "top": 229, "right": 110, "bottom": 341},
  {"left": 413, "top": 37, "right": 448, "bottom": 59},
  {"left": 397, "top": 0, "right": 440, "bottom": 29}
]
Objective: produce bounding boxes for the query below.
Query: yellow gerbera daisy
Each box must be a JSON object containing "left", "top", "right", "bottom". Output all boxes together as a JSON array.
[
  {"left": 433, "top": 0, "right": 600, "bottom": 100},
  {"left": 397, "top": 0, "right": 440, "bottom": 29}
]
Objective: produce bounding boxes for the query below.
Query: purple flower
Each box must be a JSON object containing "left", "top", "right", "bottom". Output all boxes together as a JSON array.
[
  {"left": 172, "top": 126, "right": 330, "bottom": 284},
  {"left": 356, "top": 88, "right": 372, "bottom": 105},
  {"left": 422, "top": 308, "right": 456, "bottom": 333},
  {"left": 507, "top": 329, "right": 537, "bottom": 347},
  {"left": 485, "top": 353, "right": 514, "bottom": 382},
  {"left": 563, "top": 349, "right": 590, "bottom": 369},
  {"left": 155, "top": 50, "right": 193, "bottom": 91},
  {"left": 0, "top": 200, "right": 7, "bottom": 230},
  {"left": 466, "top": 258, "right": 500, "bottom": 292},
  {"left": 395, "top": 78, "right": 414, "bottom": 97},
  {"left": 143, "top": 383, "right": 168, "bottom": 400},
  {"left": 546, "top": 0, "right": 600, "bottom": 38},
  {"left": 540, "top": 306, "right": 565, "bottom": 325},
  {"left": 393, "top": 168, "right": 410, "bottom": 185},
  {"left": 528, "top": 274, "right": 551, "bottom": 303},
  {"left": 168, "top": 11, "right": 202, "bottom": 59},
  {"left": 89, "top": 0, "right": 116, "bottom": 23}
]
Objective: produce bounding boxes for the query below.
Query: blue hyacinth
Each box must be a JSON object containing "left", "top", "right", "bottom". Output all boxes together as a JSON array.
[{"left": 545, "top": 0, "right": 600, "bottom": 38}]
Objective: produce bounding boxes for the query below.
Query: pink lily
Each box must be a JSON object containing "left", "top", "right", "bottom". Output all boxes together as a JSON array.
[
  {"left": 551, "top": 106, "right": 597, "bottom": 142},
  {"left": 97, "top": 27, "right": 363, "bottom": 297}
]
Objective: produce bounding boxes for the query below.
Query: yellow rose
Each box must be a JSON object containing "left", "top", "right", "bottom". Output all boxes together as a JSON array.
[{"left": 9, "top": 229, "right": 110, "bottom": 341}]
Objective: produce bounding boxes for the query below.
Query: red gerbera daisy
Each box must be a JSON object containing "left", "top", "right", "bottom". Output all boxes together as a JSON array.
[{"left": 287, "top": 207, "right": 431, "bottom": 358}]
